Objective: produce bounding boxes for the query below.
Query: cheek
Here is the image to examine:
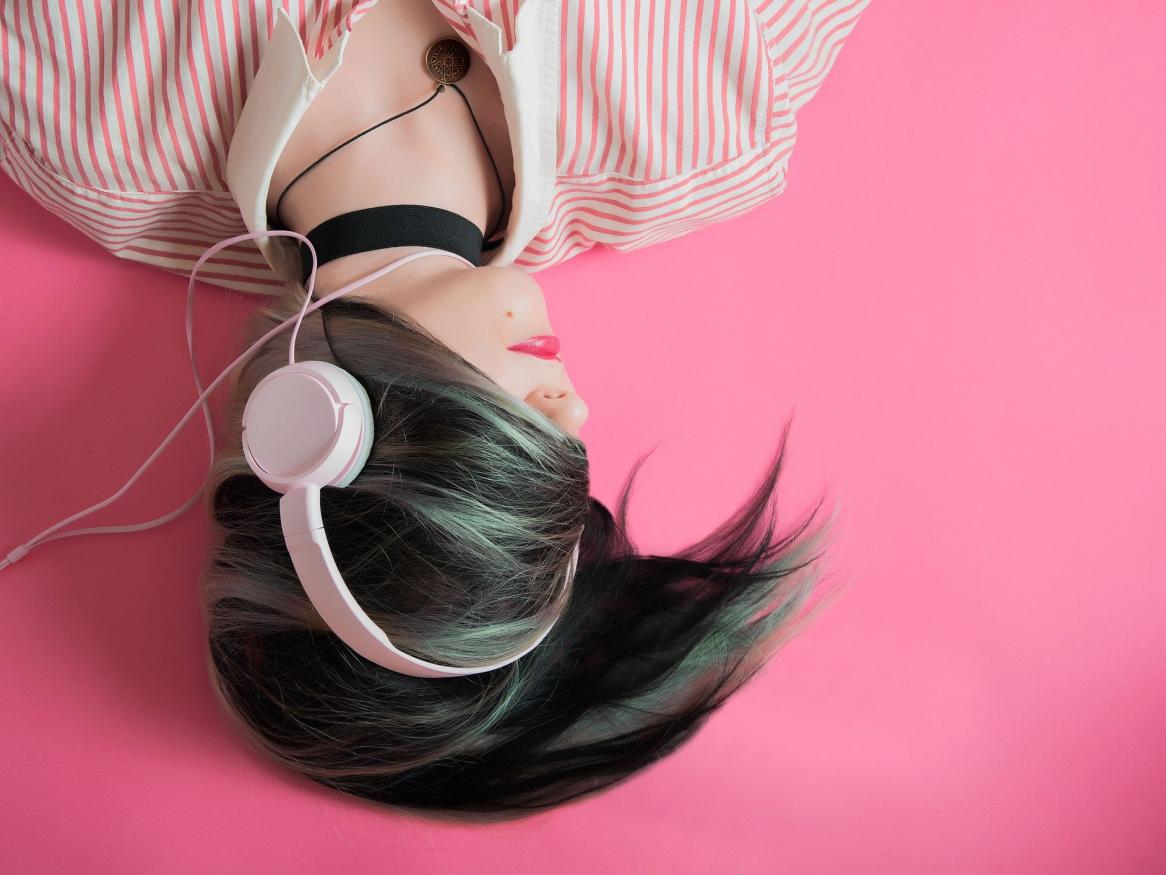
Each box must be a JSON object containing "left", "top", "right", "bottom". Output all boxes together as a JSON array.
[
  {"left": 423, "top": 313, "right": 527, "bottom": 400},
  {"left": 402, "top": 281, "right": 532, "bottom": 401},
  {"left": 477, "top": 346, "right": 531, "bottom": 402},
  {"left": 399, "top": 294, "right": 490, "bottom": 353}
]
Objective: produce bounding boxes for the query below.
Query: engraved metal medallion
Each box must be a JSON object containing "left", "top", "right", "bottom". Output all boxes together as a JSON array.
[{"left": 424, "top": 38, "right": 471, "bottom": 84}]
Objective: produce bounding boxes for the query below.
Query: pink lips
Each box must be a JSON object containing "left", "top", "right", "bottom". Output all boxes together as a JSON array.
[{"left": 507, "top": 335, "right": 561, "bottom": 361}]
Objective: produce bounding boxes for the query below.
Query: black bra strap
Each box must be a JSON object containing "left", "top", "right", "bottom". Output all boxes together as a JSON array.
[{"left": 299, "top": 204, "right": 485, "bottom": 281}]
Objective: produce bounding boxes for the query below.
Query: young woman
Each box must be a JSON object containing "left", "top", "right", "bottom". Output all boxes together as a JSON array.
[{"left": 0, "top": 0, "right": 868, "bottom": 821}]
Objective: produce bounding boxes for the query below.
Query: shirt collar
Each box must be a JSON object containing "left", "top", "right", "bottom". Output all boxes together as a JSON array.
[{"left": 226, "top": 0, "right": 558, "bottom": 283}]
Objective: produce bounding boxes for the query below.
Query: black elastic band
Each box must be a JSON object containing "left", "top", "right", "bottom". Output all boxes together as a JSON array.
[{"left": 299, "top": 204, "right": 484, "bottom": 281}]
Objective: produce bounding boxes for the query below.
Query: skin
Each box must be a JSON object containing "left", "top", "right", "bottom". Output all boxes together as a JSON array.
[{"left": 266, "top": 0, "right": 588, "bottom": 438}]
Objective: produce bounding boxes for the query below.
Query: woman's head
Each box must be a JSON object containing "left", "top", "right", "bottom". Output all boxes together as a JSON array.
[{"left": 201, "top": 279, "right": 838, "bottom": 822}]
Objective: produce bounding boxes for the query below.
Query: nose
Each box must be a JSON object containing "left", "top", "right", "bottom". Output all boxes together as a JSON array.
[{"left": 526, "top": 386, "right": 589, "bottom": 437}]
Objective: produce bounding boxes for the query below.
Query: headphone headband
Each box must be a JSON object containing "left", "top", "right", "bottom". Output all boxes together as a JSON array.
[{"left": 281, "top": 487, "right": 576, "bottom": 678}]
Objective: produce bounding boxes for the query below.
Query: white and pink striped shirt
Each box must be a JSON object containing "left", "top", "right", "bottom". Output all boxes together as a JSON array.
[{"left": 0, "top": 0, "right": 869, "bottom": 294}]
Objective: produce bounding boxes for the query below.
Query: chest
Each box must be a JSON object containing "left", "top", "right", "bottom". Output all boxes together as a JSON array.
[{"left": 265, "top": 0, "right": 514, "bottom": 232}]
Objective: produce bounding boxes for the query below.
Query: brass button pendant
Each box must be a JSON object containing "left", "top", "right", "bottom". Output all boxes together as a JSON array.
[{"left": 425, "top": 38, "right": 471, "bottom": 85}]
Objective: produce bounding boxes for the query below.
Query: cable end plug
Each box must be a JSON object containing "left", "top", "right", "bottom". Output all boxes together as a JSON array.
[{"left": 2, "top": 542, "right": 31, "bottom": 572}]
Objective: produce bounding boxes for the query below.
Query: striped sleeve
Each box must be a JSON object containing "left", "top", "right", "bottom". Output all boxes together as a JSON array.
[
  {"left": 757, "top": 0, "right": 871, "bottom": 114},
  {"left": 0, "top": 124, "right": 278, "bottom": 291},
  {"left": 511, "top": 0, "right": 869, "bottom": 271},
  {"left": 0, "top": 1, "right": 372, "bottom": 295}
]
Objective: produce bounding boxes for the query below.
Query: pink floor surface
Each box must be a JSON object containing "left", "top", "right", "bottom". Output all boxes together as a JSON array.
[{"left": 1, "top": 2, "right": 1163, "bottom": 872}]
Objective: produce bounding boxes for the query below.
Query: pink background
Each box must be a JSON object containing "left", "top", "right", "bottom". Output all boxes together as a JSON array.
[{"left": 2, "top": 1, "right": 1164, "bottom": 872}]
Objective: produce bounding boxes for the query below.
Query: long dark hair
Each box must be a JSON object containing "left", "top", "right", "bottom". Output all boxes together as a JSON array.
[{"left": 200, "top": 286, "right": 838, "bottom": 822}]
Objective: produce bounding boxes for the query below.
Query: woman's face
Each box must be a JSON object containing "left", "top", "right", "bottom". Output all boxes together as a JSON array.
[{"left": 386, "top": 264, "right": 589, "bottom": 438}]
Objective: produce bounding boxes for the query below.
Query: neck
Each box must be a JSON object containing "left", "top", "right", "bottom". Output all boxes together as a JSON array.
[{"left": 312, "top": 245, "right": 472, "bottom": 308}]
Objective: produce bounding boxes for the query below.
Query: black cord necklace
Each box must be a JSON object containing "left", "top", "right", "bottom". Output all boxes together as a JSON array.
[{"left": 271, "top": 38, "right": 508, "bottom": 247}]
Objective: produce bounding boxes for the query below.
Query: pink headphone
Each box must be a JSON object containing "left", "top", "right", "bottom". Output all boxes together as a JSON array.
[{"left": 1, "top": 230, "right": 579, "bottom": 678}]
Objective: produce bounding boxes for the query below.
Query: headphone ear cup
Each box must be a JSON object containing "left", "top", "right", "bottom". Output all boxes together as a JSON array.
[
  {"left": 331, "top": 366, "right": 375, "bottom": 488},
  {"left": 242, "top": 360, "right": 376, "bottom": 493}
]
